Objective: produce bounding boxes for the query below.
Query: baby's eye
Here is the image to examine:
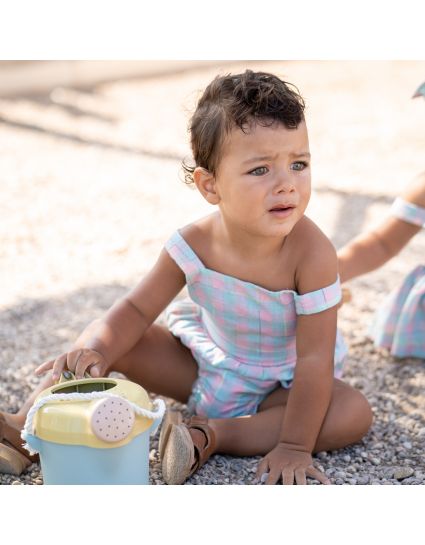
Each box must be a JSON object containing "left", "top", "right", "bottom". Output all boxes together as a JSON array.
[
  {"left": 248, "top": 166, "right": 269, "bottom": 176},
  {"left": 291, "top": 161, "right": 308, "bottom": 171}
]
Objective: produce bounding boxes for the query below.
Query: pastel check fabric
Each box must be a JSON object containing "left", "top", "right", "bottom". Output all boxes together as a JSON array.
[
  {"left": 391, "top": 198, "right": 425, "bottom": 227},
  {"left": 370, "top": 199, "right": 425, "bottom": 358},
  {"left": 165, "top": 230, "right": 347, "bottom": 418}
]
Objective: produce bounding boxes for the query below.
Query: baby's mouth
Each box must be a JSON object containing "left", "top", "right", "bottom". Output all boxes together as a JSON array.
[{"left": 269, "top": 204, "right": 295, "bottom": 212}]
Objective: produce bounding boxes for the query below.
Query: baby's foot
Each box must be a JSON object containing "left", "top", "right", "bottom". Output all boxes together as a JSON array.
[{"left": 161, "top": 416, "right": 216, "bottom": 485}]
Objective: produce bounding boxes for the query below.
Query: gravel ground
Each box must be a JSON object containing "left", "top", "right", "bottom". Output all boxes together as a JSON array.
[{"left": 0, "top": 60, "right": 424, "bottom": 485}]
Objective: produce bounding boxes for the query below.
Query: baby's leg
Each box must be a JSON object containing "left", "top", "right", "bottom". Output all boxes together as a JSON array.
[
  {"left": 110, "top": 323, "right": 198, "bottom": 403},
  {"left": 209, "top": 378, "right": 373, "bottom": 456}
]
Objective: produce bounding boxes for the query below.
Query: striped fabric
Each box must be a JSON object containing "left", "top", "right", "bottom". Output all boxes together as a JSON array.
[
  {"left": 369, "top": 198, "right": 425, "bottom": 358},
  {"left": 165, "top": 230, "right": 346, "bottom": 418}
]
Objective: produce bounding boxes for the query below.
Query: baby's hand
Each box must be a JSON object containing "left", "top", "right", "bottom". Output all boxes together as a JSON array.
[
  {"left": 255, "top": 443, "right": 330, "bottom": 485},
  {"left": 35, "top": 348, "right": 108, "bottom": 381}
]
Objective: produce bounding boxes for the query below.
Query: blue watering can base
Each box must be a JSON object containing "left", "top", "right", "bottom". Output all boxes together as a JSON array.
[{"left": 29, "top": 432, "right": 151, "bottom": 485}]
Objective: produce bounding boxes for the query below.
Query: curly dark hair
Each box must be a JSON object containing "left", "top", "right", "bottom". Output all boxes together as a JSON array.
[{"left": 182, "top": 70, "right": 306, "bottom": 184}]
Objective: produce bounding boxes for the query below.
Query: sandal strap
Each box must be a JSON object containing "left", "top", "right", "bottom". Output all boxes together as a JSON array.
[{"left": 187, "top": 416, "right": 216, "bottom": 469}]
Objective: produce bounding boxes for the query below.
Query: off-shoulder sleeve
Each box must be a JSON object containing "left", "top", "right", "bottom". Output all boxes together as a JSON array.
[
  {"left": 390, "top": 197, "right": 425, "bottom": 228},
  {"left": 164, "top": 230, "right": 204, "bottom": 283},
  {"left": 294, "top": 276, "right": 342, "bottom": 315}
]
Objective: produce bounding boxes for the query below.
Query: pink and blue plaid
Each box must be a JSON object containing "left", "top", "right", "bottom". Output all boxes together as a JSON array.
[
  {"left": 165, "top": 230, "right": 346, "bottom": 418},
  {"left": 369, "top": 198, "right": 425, "bottom": 358},
  {"left": 391, "top": 198, "right": 425, "bottom": 227}
]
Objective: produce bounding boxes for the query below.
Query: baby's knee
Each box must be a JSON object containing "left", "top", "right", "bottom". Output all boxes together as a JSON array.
[{"left": 346, "top": 387, "right": 373, "bottom": 441}]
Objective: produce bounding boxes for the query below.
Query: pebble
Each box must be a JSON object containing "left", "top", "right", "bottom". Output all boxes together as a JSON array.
[
  {"left": 317, "top": 451, "right": 328, "bottom": 460},
  {"left": 393, "top": 467, "right": 414, "bottom": 480}
]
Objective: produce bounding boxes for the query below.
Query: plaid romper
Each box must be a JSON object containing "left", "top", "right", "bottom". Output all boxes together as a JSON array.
[
  {"left": 369, "top": 198, "right": 425, "bottom": 358},
  {"left": 165, "top": 230, "right": 347, "bottom": 418}
]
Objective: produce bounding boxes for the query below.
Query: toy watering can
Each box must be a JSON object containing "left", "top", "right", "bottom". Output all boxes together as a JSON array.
[{"left": 21, "top": 372, "right": 165, "bottom": 485}]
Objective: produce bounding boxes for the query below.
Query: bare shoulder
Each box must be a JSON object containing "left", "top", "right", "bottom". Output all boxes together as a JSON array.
[
  {"left": 178, "top": 213, "right": 218, "bottom": 254},
  {"left": 403, "top": 171, "right": 425, "bottom": 207},
  {"left": 289, "top": 216, "right": 338, "bottom": 294}
]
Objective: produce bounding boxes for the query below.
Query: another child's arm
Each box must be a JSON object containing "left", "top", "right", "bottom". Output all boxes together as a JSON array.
[
  {"left": 338, "top": 172, "right": 425, "bottom": 283},
  {"left": 35, "top": 247, "right": 186, "bottom": 379},
  {"left": 257, "top": 224, "right": 338, "bottom": 485}
]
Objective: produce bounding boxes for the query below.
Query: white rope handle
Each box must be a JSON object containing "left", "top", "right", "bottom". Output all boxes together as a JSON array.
[{"left": 21, "top": 391, "right": 166, "bottom": 454}]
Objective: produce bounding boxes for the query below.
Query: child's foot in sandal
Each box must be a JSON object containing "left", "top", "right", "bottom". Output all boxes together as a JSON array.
[
  {"left": 0, "top": 412, "right": 39, "bottom": 463},
  {"left": 158, "top": 410, "right": 182, "bottom": 461},
  {"left": 161, "top": 416, "right": 216, "bottom": 485},
  {"left": 0, "top": 441, "right": 32, "bottom": 475}
]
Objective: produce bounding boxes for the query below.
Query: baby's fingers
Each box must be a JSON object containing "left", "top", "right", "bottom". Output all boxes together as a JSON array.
[
  {"left": 34, "top": 359, "right": 55, "bottom": 376},
  {"left": 282, "top": 467, "right": 295, "bottom": 485},
  {"left": 51, "top": 353, "right": 68, "bottom": 381},
  {"left": 265, "top": 469, "right": 282, "bottom": 485},
  {"left": 294, "top": 468, "right": 307, "bottom": 485},
  {"left": 75, "top": 350, "right": 100, "bottom": 379},
  {"left": 306, "top": 465, "right": 331, "bottom": 485}
]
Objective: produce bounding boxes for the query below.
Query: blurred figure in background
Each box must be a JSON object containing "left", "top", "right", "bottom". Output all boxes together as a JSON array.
[{"left": 338, "top": 82, "right": 425, "bottom": 359}]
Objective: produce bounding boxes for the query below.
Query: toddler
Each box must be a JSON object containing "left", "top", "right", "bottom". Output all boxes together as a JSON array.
[
  {"left": 338, "top": 80, "right": 424, "bottom": 358},
  {"left": 1, "top": 70, "right": 372, "bottom": 484},
  {"left": 338, "top": 170, "right": 425, "bottom": 358}
]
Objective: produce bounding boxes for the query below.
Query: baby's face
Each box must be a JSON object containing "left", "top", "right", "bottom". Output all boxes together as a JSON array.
[{"left": 213, "top": 121, "right": 311, "bottom": 239}]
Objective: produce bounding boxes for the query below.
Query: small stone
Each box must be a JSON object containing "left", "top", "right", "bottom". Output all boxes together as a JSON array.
[
  {"left": 370, "top": 457, "right": 381, "bottom": 465},
  {"left": 149, "top": 450, "right": 157, "bottom": 461},
  {"left": 342, "top": 455, "right": 351, "bottom": 463},
  {"left": 402, "top": 442, "right": 412, "bottom": 449},
  {"left": 34, "top": 478, "right": 43, "bottom": 485},
  {"left": 357, "top": 475, "right": 370, "bottom": 485},
  {"left": 11, "top": 480, "right": 22, "bottom": 485},
  {"left": 316, "top": 451, "right": 328, "bottom": 460},
  {"left": 393, "top": 467, "right": 414, "bottom": 480},
  {"left": 334, "top": 471, "right": 346, "bottom": 479}
]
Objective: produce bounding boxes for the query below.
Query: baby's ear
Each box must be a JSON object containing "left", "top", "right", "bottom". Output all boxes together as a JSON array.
[{"left": 193, "top": 167, "right": 220, "bottom": 205}]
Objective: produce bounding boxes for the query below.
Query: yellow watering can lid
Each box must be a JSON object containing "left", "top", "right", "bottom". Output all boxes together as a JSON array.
[{"left": 25, "top": 374, "right": 164, "bottom": 449}]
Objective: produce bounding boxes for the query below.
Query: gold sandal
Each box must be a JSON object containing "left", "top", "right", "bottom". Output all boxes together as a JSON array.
[
  {"left": 0, "top": 441, "right": 32, "bottom": 475},
  {"left": 161, "top": 415, "right": 216, "bottom": 485},
  {"left": 158, "top": 410, "right": 182, "bottom": 460}
]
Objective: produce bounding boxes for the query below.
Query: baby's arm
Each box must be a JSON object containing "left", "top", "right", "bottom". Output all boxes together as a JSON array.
[
  {"left": 258, "top": 222, "right": 338, "bottom": 485},
  {"left": 338, "top": 172, "right": 425, "bottom": 283},
  {"left": 36, "top": 247, "right": 186, "bottom": 379}
]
